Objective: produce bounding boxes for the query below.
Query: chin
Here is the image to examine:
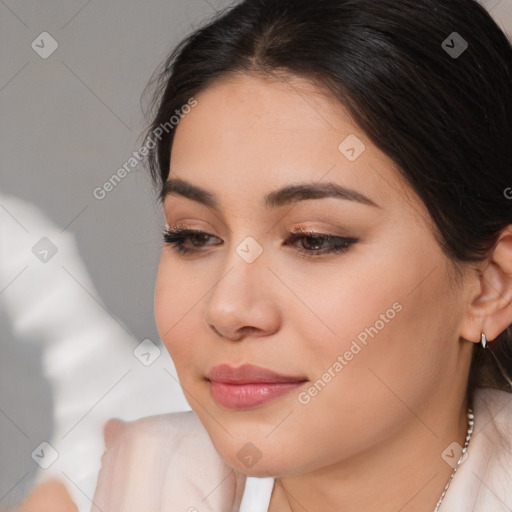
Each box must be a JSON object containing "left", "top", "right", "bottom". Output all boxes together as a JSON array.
[
  {"left": 189, "top": 393, "right": 315, "bottom": 474},
  {"left": 211, "top": 434, "right": 307, "bottom": 478},
  {"left": 224, "top": 453, "right": 298, "bottom": 478}
]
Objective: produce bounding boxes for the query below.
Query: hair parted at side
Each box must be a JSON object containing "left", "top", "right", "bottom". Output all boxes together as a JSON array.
[{"left": 141, "top": 0, "right": 512, "bottom": 401}]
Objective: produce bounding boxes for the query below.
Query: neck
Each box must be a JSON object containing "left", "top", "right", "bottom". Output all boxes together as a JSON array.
[{"left": 269, "top": 393, "right": 469, "bottom": 512}]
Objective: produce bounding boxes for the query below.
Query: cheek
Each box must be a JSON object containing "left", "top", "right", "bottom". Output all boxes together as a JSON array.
[
  {"left": 288, "top": 253, "right": 406, "bottom": 367},
  {"left": 287, "top": 252, "right": 450, "bottom": 426},
  {"left": 154, "top": 254, "right": 198, "bottom": 362},
  {"left": 313, "top": 261, "right": 447, "bottom": 392},
  {"left": 154, "top": 256, "right": 175, "bottom": 341}
]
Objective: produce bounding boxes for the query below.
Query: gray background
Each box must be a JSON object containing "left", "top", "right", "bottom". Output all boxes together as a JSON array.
[
  {"left": 0, "top": 0, "right": 511, "bottom": 510},
  {"left": 0, "top": 0, "right": 234, "bottom": 509}
]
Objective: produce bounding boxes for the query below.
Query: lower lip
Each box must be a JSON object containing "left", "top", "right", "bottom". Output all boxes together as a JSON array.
[{"left": 209, "top": 381, "right": 306, "bottom": 410}]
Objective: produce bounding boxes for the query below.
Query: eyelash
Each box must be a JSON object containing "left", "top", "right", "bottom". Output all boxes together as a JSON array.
[{"left": 162, "top": 226, "right": 357, "bottom": 258}]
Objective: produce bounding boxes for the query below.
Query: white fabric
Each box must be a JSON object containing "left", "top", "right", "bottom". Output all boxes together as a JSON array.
[
  {"left": 439, "top": 387, "right": 512, "bottom": 511},
  {"left": 0, "top": 193, "right": 189, "bottom": 511},
  {"left": 239, "top": 477, "right": 274, "bottom": 512},
  {"left": 90, "top": 386, "right": 512, "bottom": 511}
]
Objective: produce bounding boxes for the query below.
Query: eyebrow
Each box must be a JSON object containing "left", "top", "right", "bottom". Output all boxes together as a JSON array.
[{"left": 160, "top": 177, "right": 381, "bottom": 210}]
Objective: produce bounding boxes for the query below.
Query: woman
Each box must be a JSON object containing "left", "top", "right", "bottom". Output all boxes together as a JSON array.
[{"left": 72, "top": 0, "right": 512, "bottom": 510}]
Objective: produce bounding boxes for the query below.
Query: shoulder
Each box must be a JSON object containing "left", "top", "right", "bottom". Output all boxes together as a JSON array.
[
  {"left": 473, "top": 387, "right": 512, "bottom": 474},
  {"left": 99, "top": 410, "right": 210, "bottom": 472},
  {"left": 440, "top": 387, "right": 512, "bottom": 511},
  {"left": 472, "top": 386, "right": 512, "bottom": 463},
  {"left": 102, "top": 409, "right": 204, "bottom": 447},
  {"left": 92, "top": 411, "right": 246, "bottom": 512}
]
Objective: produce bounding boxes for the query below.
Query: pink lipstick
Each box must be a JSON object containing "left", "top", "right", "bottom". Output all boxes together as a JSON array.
[{"left": 206, "top": 364, "right": 307, "bottom": 410}]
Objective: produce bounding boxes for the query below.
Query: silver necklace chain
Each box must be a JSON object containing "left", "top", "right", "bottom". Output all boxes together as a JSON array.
[{"left": 433, "top": 408, "right": 474, "bottom": 512}]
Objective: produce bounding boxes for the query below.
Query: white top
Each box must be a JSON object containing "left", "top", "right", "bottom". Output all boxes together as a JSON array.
[
  {"left": 239, "top": 477, "right": 274, "bottom": 511},
  {"left": 91, "top": 387, "right": 512, "bottom": 512}
]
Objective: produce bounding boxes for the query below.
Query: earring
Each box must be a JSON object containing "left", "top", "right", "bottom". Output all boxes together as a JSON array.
[{"left": 480, "top": 332, "right": 488, "bottom": 349}]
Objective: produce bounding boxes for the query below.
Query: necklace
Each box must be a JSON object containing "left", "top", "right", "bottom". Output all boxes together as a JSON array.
[
  {"left": 280, "top": 408, "right": 475, "bottom": 512},
  {"left": 433, "top": 407, "right": 474, "bottom": 511}
]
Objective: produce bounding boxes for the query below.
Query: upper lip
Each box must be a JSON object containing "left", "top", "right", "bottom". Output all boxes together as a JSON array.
[{"left": 206, "top": 364, "right": 307, "bottom": 384}]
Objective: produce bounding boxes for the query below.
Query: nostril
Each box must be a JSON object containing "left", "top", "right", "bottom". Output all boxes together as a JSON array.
[{"left": 209, "top": 323, "right": 255, "bottom": 341}]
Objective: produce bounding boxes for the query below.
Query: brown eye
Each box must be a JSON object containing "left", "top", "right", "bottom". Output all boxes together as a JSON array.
[
  {"left": 163, "top": 228, "right": 221, "bottom": 254},
  {"left": 285, "top": 230, "right": 358, "bottom": 257}
]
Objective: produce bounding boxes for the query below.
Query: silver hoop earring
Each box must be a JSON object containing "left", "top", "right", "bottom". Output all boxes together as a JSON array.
[{"left": 480, "top": 332, "right": 488, "bottom": 349}]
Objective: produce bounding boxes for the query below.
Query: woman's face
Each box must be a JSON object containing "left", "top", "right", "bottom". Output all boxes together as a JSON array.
[{"left": 154, "top": 73, "right": 473, "bottom": 476}]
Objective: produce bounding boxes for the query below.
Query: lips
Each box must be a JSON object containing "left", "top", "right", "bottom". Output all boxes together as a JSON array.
[
  {"left": 206, "top": 363, "right": 306, "bottom": 384},
  {"left": 206, "top": 364, "right": 308, "bottom": 410}
]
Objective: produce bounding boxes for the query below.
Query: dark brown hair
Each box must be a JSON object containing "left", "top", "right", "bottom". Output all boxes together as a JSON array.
[{"left": 142, "top": 0, "right": 512, "bottom": 403}]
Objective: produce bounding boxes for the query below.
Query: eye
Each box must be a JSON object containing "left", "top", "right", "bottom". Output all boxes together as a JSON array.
[
  {"left": 162, "top": 226, "right": 358, "bottom": 257},
  {"left": 284, "top": 228, "right": 357, "bottom": 257},
  {"left": 162, "top": 226, "right": 220, "bottom": 254}
]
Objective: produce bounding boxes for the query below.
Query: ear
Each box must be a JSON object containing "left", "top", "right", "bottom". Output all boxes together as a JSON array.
[{"left": 459, "top": 224, "right": 512, "bottom": 345}]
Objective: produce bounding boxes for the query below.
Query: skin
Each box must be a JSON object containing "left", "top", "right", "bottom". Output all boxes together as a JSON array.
[{"left": 154, "top": 72, "right": 512, "bottom": 512}]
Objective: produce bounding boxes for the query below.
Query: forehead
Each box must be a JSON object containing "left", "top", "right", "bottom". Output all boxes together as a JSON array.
[
  {"left": 168, "top": 73, "right": 422, "bottom": 219},
  {"left": 174, "top": 72, "right": 357, "bottom": 149}
]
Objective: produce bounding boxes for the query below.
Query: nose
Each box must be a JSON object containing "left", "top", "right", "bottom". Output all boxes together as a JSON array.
[{"left": 203, "top": 244, "right": 281, "bottom": 342}]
